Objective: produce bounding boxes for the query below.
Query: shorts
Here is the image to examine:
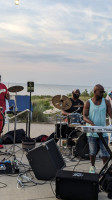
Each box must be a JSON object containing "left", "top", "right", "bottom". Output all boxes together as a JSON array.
[{"left": 87, "top": 136, "right": 109, "bottom": 157}]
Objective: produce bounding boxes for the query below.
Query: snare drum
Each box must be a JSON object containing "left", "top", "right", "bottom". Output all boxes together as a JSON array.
[{"left": 68, "top": 113, "right": 83, "bottom": 127}]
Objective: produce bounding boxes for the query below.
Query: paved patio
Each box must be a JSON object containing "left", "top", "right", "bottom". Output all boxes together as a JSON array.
[{"left": 0, "top": 123, "right": 111, "bottom": 200}]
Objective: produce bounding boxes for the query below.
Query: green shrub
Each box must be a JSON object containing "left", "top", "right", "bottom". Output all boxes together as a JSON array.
[
  {"left": 32, "top": 100, "right": 52, "bottom": 122},
  {"left": 81, "top": 89, "right": 89, "bottom": 97}
]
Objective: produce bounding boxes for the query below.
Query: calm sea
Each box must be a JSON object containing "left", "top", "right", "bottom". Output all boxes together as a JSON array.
[{"left": 5, "top": 82, "right": 112, "bottom": 96}]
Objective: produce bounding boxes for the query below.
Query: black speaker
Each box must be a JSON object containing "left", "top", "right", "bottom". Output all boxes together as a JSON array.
[
  {"left": 56, "top": 170, "right": 99, "bottom": 200},
  {"left": 99, "top": 163, "right": 112, "bottom": 191},
  {"left": 26, "top": 139, "right": 66, "bottom": 180}
]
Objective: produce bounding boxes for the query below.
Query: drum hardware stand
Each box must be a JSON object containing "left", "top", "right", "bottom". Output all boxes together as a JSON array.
[
  {"left": 52, "top": 94, "right": 72, "bottom": 150},
  {"left": 55, "top": 114, "right": 58, "bottom": 140},
  {"left": 5, "top": 86, "right": 24, "bottom": 163},
  {"left": 55, "top": 114, "right": 63, "bottom": 148}
]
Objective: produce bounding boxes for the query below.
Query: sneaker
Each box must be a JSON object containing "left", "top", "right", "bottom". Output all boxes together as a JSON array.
[{"left": 89, "top": 166, "right": 96, "bottom": 173}]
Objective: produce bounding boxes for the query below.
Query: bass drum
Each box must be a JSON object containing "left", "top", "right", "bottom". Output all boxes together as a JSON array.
[
  {"left": 55, "top": 122, "right": 74, "bottom": 139},
  {"left": 67, "top": 130, "right": 89, "bottom": 159}
]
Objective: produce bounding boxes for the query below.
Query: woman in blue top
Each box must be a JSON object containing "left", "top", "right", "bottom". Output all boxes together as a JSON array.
[{"left": 83, "top": 84, "right": 112, "bottom": 173}]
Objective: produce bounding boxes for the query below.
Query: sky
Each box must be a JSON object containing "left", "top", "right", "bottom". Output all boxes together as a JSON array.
[{"left": 1, "top": 0, "right": 112, "bottom": 87}]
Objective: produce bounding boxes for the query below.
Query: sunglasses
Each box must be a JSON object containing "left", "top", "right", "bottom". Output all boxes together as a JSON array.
[{"left": 99, "top": 90, "right": 105, "bottom": 93}]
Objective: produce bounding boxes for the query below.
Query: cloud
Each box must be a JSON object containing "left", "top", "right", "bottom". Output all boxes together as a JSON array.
[{"left": 0, "top": 0, "right": 112, "bottom": 86}]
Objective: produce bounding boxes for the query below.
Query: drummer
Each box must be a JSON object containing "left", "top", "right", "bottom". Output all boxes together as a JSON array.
[
  {"left": 46, "top": 89, "right": 84, "bottom": 142},
  {"left": 62, "top": 89, "right": 84, "bottom": 117},
  {"left": 0, "top": 75, "right": 10, "bottom": 146}
]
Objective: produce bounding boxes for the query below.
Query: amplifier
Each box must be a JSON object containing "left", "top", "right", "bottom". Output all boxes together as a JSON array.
[
  {"left": 26, "top": 139, "right": 66, "bottom": 180},
  {"left": 56, "top": 170, "right": 99, "bottom": 200}
]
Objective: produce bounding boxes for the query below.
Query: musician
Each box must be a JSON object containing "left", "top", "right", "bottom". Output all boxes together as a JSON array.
[
  {"left": 46, "top": 89, "right": 84, "bottom": 142},
  {"left": 83, "top": 84, "right": 112, "bottom": 173},
  {"left": 0, "top": 75, "right": 10, "bottom": 146},
  {"left": 106, "top": 92, "right": 112, "bottom": 144},
  {"left": 62, "top": 89, "right": 84, "bottom": 116}
]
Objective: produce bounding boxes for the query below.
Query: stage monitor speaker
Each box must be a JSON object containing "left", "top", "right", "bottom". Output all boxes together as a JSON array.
[
  {"left": 26, "top": 139, "right": 66, "bottom": 180},
  {"left": 99, "top": 163, "right": 112, "bottom": 190},
  {"left": 56, "top": 170, "right": 99, "bottom": 200}
]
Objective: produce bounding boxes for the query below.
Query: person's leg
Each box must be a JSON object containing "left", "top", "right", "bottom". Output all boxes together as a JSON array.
[
  {"left": 0, "top": 112, "right": 4, "bottom": 136},
  {"left": 88, "top": 136, "right": 98, "bottom": 173},
  {"left": 109, "top": 118, "right": 112, "bottom": 144},
  {"left": 0, "top": 112, "right": 4, "bottom": 147}
]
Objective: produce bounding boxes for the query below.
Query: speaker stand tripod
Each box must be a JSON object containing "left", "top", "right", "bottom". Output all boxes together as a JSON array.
[{"left": 5, "top": 85, "right": 24, "bottom": 162}]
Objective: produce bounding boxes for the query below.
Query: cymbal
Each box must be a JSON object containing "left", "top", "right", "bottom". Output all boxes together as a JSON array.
[
  {"left": 43, "top": 108, "right": 60, "bottom": 115},
  {"left": 52, "top": 95, "right": 72, "bottom": 110},
  {"left": 8, "top": 85, "right": 24, "bottom": 93}
]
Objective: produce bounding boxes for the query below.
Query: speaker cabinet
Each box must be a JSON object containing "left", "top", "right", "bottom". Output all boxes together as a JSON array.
[
  {"left": 99, "top": 163, "right": 112, "bottom": 190},
  {"left": 26, "top": 139, "right": 66, "bottom": 180},
  {"left": 56, "top": 170, "right": 99, "bottom": 200}
]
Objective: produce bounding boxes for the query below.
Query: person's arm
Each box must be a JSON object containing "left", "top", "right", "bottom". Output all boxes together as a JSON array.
[
  {"left": 62, "top": 110, "right": 70, "bottom": 116},
  {"left": 5, "top": 86, "right": 10, "bottom": 100},
  {"left": 79, "top": 101, "right": 84, "bottom": 114},
  {"left": 5, "top": 92, "right": 10, "bottom": 100},
  {"left": 106, "top": 99, "right": 112, "bottom": 118},
  {"left": 83, "top": 100, "right": 95, "bottom": 126}
]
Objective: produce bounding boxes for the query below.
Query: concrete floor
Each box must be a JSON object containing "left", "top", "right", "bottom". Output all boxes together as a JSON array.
[{"left": 0, "top": 122, "right": 111, "bottom": 200}]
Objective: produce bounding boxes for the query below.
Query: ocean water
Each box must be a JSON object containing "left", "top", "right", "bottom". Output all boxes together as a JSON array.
[{"left": 5, "top": 82, "right": 112, "bottom": 96}]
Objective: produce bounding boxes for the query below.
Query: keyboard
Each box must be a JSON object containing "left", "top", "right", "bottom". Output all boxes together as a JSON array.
[{"left": 78, "top": 126, "right": 112, "bottom": 133}]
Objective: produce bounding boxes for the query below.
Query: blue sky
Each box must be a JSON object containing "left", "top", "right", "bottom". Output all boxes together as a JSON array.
[{"left": 1, "top": 0, "right": 112, "bottom": 87}]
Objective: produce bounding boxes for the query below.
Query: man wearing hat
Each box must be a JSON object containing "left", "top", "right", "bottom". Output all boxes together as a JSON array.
[{"left": 62, "top": 89, "right": 84, "bottom": 116}]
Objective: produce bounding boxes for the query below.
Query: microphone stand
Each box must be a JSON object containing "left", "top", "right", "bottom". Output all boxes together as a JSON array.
[
  {"left": 59, "top": 99, "right": 63, "bottom": 148},
  {"left": 12, "top": 91, "right": 18, "bottom": 159}
]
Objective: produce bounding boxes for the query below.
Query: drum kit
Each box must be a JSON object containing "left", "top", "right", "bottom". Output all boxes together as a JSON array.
[
  {"left": 4, "top": 87, "right": 88, "bottom": 159},
  {"left": 52, "top": 95, "right": 88, "bottom": 158}
]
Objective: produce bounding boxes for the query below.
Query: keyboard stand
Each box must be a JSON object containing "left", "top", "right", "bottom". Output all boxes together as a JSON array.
[{"left": 97, "top": 132, "right": 112, "bottom": 178}]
